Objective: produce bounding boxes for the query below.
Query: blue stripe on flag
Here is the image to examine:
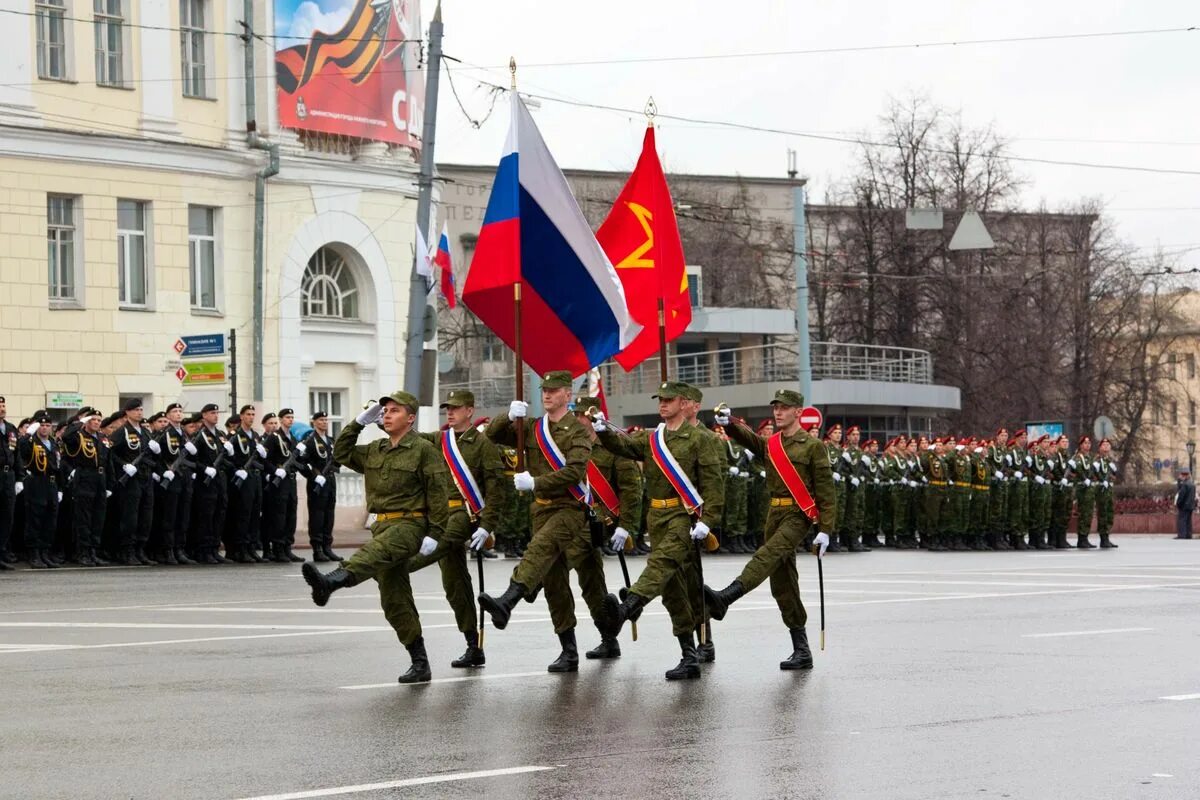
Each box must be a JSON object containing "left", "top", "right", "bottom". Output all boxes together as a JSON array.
[
  {"left": 482, "top": 153, "right": 520, "bottom": 225},
  {"left": 518, "top": 187, "right": 621, "bottom": 367}
]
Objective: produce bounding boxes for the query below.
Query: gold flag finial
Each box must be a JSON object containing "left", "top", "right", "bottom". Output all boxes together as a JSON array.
[
  {"left": 509, "top": 57, "right": 517, "bottom": 90},
  {"left": 644, "top": 96, "right": 657, "bottom": 127}
]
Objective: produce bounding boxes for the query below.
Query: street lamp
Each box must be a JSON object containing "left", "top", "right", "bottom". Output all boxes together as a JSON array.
[{"left": 1187, "top": 440, "right": 1195, "bottom": 475}]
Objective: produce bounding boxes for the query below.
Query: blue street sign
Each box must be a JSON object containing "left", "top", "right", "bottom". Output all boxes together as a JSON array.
[{"left": 179, "top": 333, "right": 226, "bottom": 358}]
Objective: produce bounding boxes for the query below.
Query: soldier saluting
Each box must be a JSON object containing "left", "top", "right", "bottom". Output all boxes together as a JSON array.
[
  {"left": 18, "top": 412, "right": 61, "bottom": 569},
  {"left": 704, "top": 389, "right": 837, "bottom": 671},
  {"left": 61, "top": 407, "right": 112, "bottom": 567}
]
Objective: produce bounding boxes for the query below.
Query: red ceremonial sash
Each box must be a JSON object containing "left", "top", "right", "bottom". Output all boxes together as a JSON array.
[
  {"left": 767, "top": 432, "right": 819, "bottom": 522},
  {"left": 587, "top": 461, "right": 620, "bottom": 519}
]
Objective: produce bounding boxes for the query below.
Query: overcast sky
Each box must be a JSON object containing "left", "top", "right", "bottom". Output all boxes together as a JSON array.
[{"left": 425, "top": 0, "right": 1199, "bottom": 268}]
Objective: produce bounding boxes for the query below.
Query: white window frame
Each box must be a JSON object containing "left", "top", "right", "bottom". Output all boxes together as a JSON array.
[
  {"left": 179, "top": 0, "right": 212, "bottom": 99},
  {"left": 302, "top": 247, "right": 360, "bottom": 321},
  {"left": 117, "top": 199, "right": 152, "bottom": 310},
  {"left": 309, "top": 389, "right": 346, "bottom": 438},
  {"left": 188, "top": 205, "right": 221, "bottom": 313},
  {"left": 686, "top": 264, "right": 703, "bottom": 309},
  {"left": 93, "top": 0, "right": 131, "bottom": 88},
  {"left": 36, "top": 0, "right": 72, "bottom": 81},
  {"left": 481, "top": 334, "right": 504, "bottom": 363},
  {"left": 48, "top": 195, "right": 86, "bottom": 309}
]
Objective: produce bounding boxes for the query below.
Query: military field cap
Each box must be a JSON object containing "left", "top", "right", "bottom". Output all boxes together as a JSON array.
[
  {"left": 380, "top": 390, "right": 419, "bottom": 410},
  {"left": 651, "top": 380, "right": 691, "bottom": 399},
  {"left": 769, "top": 388, "right": 804, "bottom": 407},
  {"left": 261, "top": 412, "right": 277, "bottom": 423},
  {"left": 201, "top": 403, "right": 220, "bottom": 414},
  {"left": 540, "top": 371, "right": 573, "bottom": 389},
  {"left": 123, "top": 398, "right": 143, "bottom": 412},
  {"left": 683, "top": 385, "right": 703, "bottom": 402},
  {"left": 440, "top": 389, "right": 475, "bottom": 408},
  {"left": 278, "top": 408, "right": 295, "bottom": 417},
  {"left": 311, "top": 410, "right": 328, "bottom": 421},
  {"left": 239, "top": 404, "right": 255, "bottom": 414},
  {"left": 573, "top": 396, "right": 602, "bottom": 413}
]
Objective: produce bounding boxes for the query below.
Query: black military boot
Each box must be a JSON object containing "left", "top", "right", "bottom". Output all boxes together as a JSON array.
[
  {"left": 28, "top": 550, "right": 50, "bottom": 569},
  {"left": 1099, "top": 534, "right": 1118, "bottom": 549},
  {"left": 271, "top": 544, "right": 291, "bottom": 563},
  {"left": 665, "top": 633, "right": 701, "bottom": 681},
  {"left": 1055, "top": 530, "right": 1071, "bottom": 549},
  {"left": 780, "top": 628, "right": 814, "bottom": 670},
  {"left": 635, "top": 534, "right": 650, "bottom": 555},
  {"left": 702, "top": 580, "right": 745, "bottom": 621},
  {"left": 450, "top": 630, "right": 486, "bottom": 668},
  {"left": 398, "top": 637, "right": 432, "bottom": 684},
  {"left": 547, "top": 629, "right": 579, "bottom": 673},
  {"left": 602, "top": 590, "right": 647, "bottom": 637},
  {"left": 76, "top": 548, "right": 98, "bottom": 567},
  {"left": 311, "top": 545, "right": 330, "bottom": 563},
  {"left": 301, "top": 563, "right": 359, "bottom": 607},
  {"left": 826, "top": 533, "right": 843, "bottom": 553},
  {"left": 175, "top": 549, "right": 196, "bottom": 565},
  {"left": 585, "top": 635, "right": 621, "bottom": 660},
  {"left": 1011, "top": 534, "right": 1028, "bottom": 551},
  {"left": 161, "top": 549, "right": 179, "bottom": 565},
  {"left": 928, "top": 535, "right": 946, "bottom": 552},
  {"left": 863, "top": 531, "right": 883, "bottom": 549},
  {"left": 949, "top": 535, "right": 968, "bottom": 551},
  {"left": 696, "top": 624, "right": 715, "bottom": 663},
  {"left": 136, "top": 546, "right": 156, "bottom": 565},
  {"left": 323, "top": 545, "right": 344, "bottom": 562},
  {"left": 846, "top": 535, "right": 865, "bottom": 553},
  {"left": 201, "top": 550, "right": 221, "bottom": 564},
  {"left": 285, "top": 547, "right": 305, "bottom": 563},
  {"left": 212, "top": 549, "right": 231, "bottom": 564},
  {"left": 118, "top": 547, "right": 140, "bottom": 566},
  {"left": 478, "top": 581, "right": 525, "bottom": 630},
  {"left": 1077, "top": 533, "right": 1095, "bottom": 549}
]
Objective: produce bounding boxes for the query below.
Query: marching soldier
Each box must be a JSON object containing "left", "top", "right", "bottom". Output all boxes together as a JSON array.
[
  {"left": 227, "top": 405, "right": 267, "bottom": 563},
  {"left": 1070, "top": 435, "right": 1096, "bottom": 548},
  {"left": 408, "top": 389, "right": 505, "bottom": 669},
  {"left": 1095, "top": 438, "right": 1118, "bottom": 548},
  {"left": 300, "top": 411, "right": 342, "bottom": 562},
  {"left": 572, "top": 395, "right": 642, "bottom": 660},
  {"left": 1007, "top": 429, "right": 1031, "bottom": 550},
  {"left": 263, "top": 409, "right": 305, "bottom": 563},
  {"left": 596, "top": 381, "right": 723, "bottom": 680},
  {"left": 704, "top": 389, "right": 837, "bottom": 670},
  {"left": 108, "top": 399, "right": 159, "bottom": 566},
  {"left": 302, "top": 391, "right": 449, "bottom": 684},
  {"left": 476, "top": 371, "right": 612, "bottom": 673},
  {"left": 61, "top": 407, "right": 111, "bottom": 567},
  {"left": 17, "top": 412, "right": 60, "bottom": 569},
  {"left": 153, "top": 403, "right": 198, "bottom": 565},
  {"left": 0, "top": 396, "right": 17, "bottom": 570},
  {"left": 681, "top": 385, "right": 727, "bottom": 658},
  {"left": 189, "top": 404, "right": 233, "bottom": 564}
]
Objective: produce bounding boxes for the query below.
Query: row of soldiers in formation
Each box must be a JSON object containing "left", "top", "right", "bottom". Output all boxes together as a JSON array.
[
  {"left": 814, "top": 425, "right": 1120, "bottom": 552},
  {"left": 301, "top": 375, "right": 839, "bottom": 684},
  {"left": 0, "top": 396, "right": 342, "bottom": 571}
]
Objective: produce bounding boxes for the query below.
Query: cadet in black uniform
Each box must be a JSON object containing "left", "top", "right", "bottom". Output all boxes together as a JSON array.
[
  {"left": 300, "top": 410, "right": 342, "bottom": 562},
  {"left": 0, "top": 395, "right": 18, "bottom": 569},
  {"left": 263, "top": 408, "right": 305, "bottom": 563},
  {"left": 18, "top": 412, "right": 61, "bottom": 569},
  {"left": 109, "top": 399, "right": 158, "bottom": 565},
  {"left": 154, "top": 402, "right": 198, "bottom": 565},
  {"left": 62, "top": 408, "right": 111, "bottom": 567},
  {"left": 189, "top": 404, "right": 233, "bottom": 564},
  {"left": 227, "top": 405, "right": 266, "bottom": 563}
]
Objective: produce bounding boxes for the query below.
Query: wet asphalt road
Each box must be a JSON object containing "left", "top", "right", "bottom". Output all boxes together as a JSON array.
[{"left": 2, "top": 537, "right": 1199, "bottom": 800}]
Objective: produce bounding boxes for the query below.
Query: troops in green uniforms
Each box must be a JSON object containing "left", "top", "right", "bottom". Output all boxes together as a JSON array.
[
  {"left": 704, "top": 389, "right": 837, "bottom": 670},
  {"left": 301, "top": 390, "right": 450, "bottom": 684},
  {"left": 408, "top": 389, "right": 506, "bottom": 669},
  {"left": 1070, "top": 435, "right": 1097, "bottom": 549},
  {"left": 1047, "top": 435, "right": 1073, "bottom": 549},
  {"left": 1026, "top": 436, "right": 1053, "bottom": 549},
  {"left": 1095, "top": 438, "right": 1119, "bottom": 548},
  {"left": 476, "top": 371, "right": 615, "bottom": 673},
  {"left": 861, "top": 439, "right": 883, "bottom": 548},
  {"left": 598, "top": 381, "right": 724, "bottom": 680}
]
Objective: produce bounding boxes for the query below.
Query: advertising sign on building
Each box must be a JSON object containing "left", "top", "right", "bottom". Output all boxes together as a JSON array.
[{"left": 274, "top": 0, "right": 424, "bottom": 148}]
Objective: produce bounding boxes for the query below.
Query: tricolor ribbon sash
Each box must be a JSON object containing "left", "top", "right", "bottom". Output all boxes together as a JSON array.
[
  {"left": 767, "top": 432, "right": 819, "bottom": 522},
  {"left": 442, "top": 430, "right": 485, "bottom": 516},
  {"left": 587, "top": 461, "right": 620, "bottom": 519},
  {"left": 534, "top": 416, "right": 590, "bottom": 503},
  {"left": 649, "top": 423, "right": 703, "bottom": 514}
]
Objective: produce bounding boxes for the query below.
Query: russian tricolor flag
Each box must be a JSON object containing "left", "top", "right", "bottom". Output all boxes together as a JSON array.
[
  {"left": 434, "top": 224, "right": 456, "bottom": 309},
  {"left": 462, "top": 94, "right": 640, "bottom": 377}
]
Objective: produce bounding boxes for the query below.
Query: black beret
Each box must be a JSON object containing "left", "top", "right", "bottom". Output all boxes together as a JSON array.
[
  {"left": 239, "top": 404, "right": 255, "bottom": 414},
  {"left": 32, "top": 411, "right": 52, "bottom": 424},
  {"left": 225, "top": 415, "right": 240, "bottom": 427},
  {"left": 165, "top": 402, "right": 183, "bottom": 413},
  {"left": 201, "top": 403, "right": 220, "bottom": 414},
  {"left": 147, "top": 412, "right": 164, "bottom": 423},
  {"left": 261, "top": 412, "right": 277, "bottom": 423},
  {"left": 101, "top": 413, "right": 120, "bottom": 427},
  {"left": 123, "top": 398, "right": 143, "bottom": 412},
  {"left": 184, "top": 413, "right": 202, "bottom": 425},
  {"left": 311, "top": 410, "right": 328, "bottom": 420},
  {"left": 278, "top": 408, "right": 294, "bottom": 417}
]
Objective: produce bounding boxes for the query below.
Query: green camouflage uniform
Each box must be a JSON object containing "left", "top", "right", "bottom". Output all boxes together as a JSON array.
[
  {"left": 1070, "top": 449, "right": 1096, "bottom": 544},
  {"left": 826, "top": 442, "right": 847, "bottom": 550},
  {"left": 986, "top": 443, "right": 1010, "bottom": 549},
  {"left": 494, "top": 446, "right": 528, "bottom": 555},
  {"left": 1027, "top": 449, "right": 1053, "bottom": 548},
  {"left": 721, "top": 438, "right": 749, "bottom": 547},
  {"left": 1095, "top": 455, "right": 1116, "bottom": 541},
  {"left": 1048, "top": 449, "right": 1072, "bottom": 547},
  {"left": 1007, "top": 443, "right": 1030, "bottom": 546},
  {"left": 922, "top": 449, "right": 948, "bottom": 549}
]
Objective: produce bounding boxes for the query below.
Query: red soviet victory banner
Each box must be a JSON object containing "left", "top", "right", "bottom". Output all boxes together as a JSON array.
[{"left": 597, "top": 126, "right": 691, "bottom": 371}]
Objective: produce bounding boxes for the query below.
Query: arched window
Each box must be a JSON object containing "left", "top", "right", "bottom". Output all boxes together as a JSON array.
[{"left": 302, "top": 246, "right": 359, "bottom": 320}]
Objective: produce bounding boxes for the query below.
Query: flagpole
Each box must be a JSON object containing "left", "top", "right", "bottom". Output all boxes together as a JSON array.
[
  {"left": 510, "top": 58, "right": 526, "bottom": 472},
  {"left": 646, "top": 101, "right": 670, "bottom": 386}
]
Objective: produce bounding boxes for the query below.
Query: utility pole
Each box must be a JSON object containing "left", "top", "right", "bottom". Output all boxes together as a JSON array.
[
  {"left": 402, "top": 2, "right": 443, "bottom": 403},
  {"left": 789, "top": 149, "right": 812, "bottom": 401}
]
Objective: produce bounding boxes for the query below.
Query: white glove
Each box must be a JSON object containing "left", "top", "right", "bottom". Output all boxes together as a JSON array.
[
  {"left": 1092, "top": 462, "right": 1102, "bottom": 472},
  {"left": 729, "top": 466, "right": 740, "bottom": 477},
  {"left": 1068, "top": 459, "right": 1076, "bottom": 469},
  {"left": 1110, "top": 463, "right": 1118, "bottom": 474},
  {"left": 508, "top": 400, "right": 528, "bottom": 420},
  {"left": 1005, "top": 454, "right": 1013, "bottom": 465},
  {"left": 223, "top": 441, "right": 234, "bottom": 455},
  {"left": 147, "top": 439, "right": 161, "bottom": 455},
  {"left": 122, "top": 463, "right": 138, "bottom": 477},
  {"left": 689, "top": 520, "right": 710, "bottom": 541},
  {"left": 1034, "top": 475, "right": 1045, "bottom": 485},
  {"left": 873, "top": 477, "right": 880, "bottom": 484},
  {"left": 105, "top": 490, "right": 112, "bottom": 498},
  {"left": 256, "top": 443, "right": 268, "bottom": 459},
  {"left": 813, "top": 531, "right": 830, "bottom": 557},
  {"left": 469, "top": 527, "right": 491, "bottom": 551},
  {"left": 744, "top": 451, "right": 754, "bottom": 462},
  {"left": 1101, "top": 480, "right": 1109, "bottom": 488},
  {"left": 832, "top": 472, "right": 842, "bottom": 483},
  {"left": 861, "top": 454, "right": 871, "bottom": 466},
  {"left": 14, "top": 481, "right": 23, "bottom": 496},
  {"left": 842, "top": 451, "right": 852, "bottom": 463},
  {"left": 356, "top": 402, "right": 383, "bottom": 426},
  {"left": 204, "top": 466, "right": 217, "bottom": 479},
  {"left": 1060, "top": 478, "right": 1069, "bottom": 487},
  {"left": 947, "top": 480, "right": 955, "bottom": 488},
  {"left": 610, "top": 526, "right": 631, "bottom": 551},
  {"left": 274, "top": 468, "right": 287, "bottom": 480},
  {"left": 1025, "top": 456, "right": 1033, "bottom": 466},
  {"left": 514, "top": 471, "right": 535, "bottom": 491},
  {"left": 25, "top": 421, "right": 39, "bottom": 436},
  {"left": 759, "top": 471, "right": 766, "bottom": 479},
  {"left": 57, "top": 491, "right": 63, "bottom": 502},
  {"left": 419, "top": 536, "right": 437, "bottom": 556},
  {"left": 235, "top": 469, "right": 248, "bottom": 481},
  {"left": 152, "top": 473, "right": 160, "bottom": 482},
  {"left": 296, "top": 442, "right": 307, "bottom": 455},
  {"left": 590, "top": 410, "right": 607, "bottom": 432},
  {"left": 163, "top": 470, "right": 175, "bottom": 482},
  {"left": 191, "top": 473, "right": 197, "bottom": 480},
  {"left": 184, "top": 441, "right": 197, "bottom": 455},
  {"left": 850, "top": 477, "right": 860, "bottom": 487},
  {"left": 1014, "top": 471, "right": 1023, "bottom": 480},
  {"left": 1084, "top": 479, "right": 1092, "bottom": 487},
  {"left": 314, "top": 475, "right": 326, "bottom": 487},
  {"left": 714, "top": 411, "right": 730, "bottom": 425}
]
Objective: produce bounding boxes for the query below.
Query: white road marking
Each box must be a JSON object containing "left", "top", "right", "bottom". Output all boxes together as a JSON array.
[
  {"left": 145, "top": 607, "right": 460, "bottom": 615},
  {"left": 0, "top": 629, "right": 384, "bottom": 654},
  {"left": 231, "top": 765, "right": 557, "bottom": 800},
  {"left": 0, "top": 622, "right": 386, "bottom": 631},
  {"left": 0, "top": 596, "right": 307, "bottom": 615},
  {"left": 1159, "top": 693, "right": 1200, "bottom": 701},
  {"left": 340, "top": 670, "right": 550, "bottom": 690},
  {"left": 1152, "top": 773, "right": 1175, "bottom": 778},
  {"left": 1022, "top": 627, "right": 1154, "bottom": 638},
  {"left": 835, "top": 578, "right": 1122, "bottom": 588},
  {"left": 972, "top": 571, "right": 1200, "bottom": 581}
]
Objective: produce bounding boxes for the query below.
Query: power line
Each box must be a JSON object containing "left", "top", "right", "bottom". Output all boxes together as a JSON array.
[{"left": 457, "top": 26, "right": 1198, "bottom": 71}]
